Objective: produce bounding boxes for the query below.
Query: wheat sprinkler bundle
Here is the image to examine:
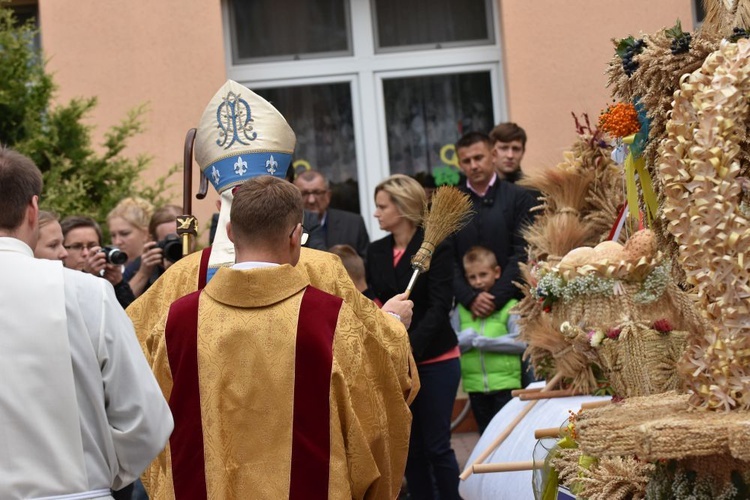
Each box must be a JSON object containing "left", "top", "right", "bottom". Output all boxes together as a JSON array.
[{"left": 404, "top": 185, "right": 473, "bottom": 297}]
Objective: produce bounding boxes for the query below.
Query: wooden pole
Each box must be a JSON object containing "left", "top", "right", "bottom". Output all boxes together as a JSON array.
[
  {"left": 580, "top": 399, "right": 612, "bottom": 410},
  {"left": 519, "top": 389, "right": 581, "bottom": 401},
  {"left": 511, "top": 387, "right": 542, "bottom": 397},
  {"left": 459, "top": 372, "right": 563, "bottom": 481},
  {"left": 182, "top": 128, "right": 197, "bottom": 215},
  {"left": 472, "top": 461, "right": 541, "bottom": 474},
  {"left": 404, "top": 268, "right": 420, "bottom": 299},
  {"left": 534, "top": 427, "right": 563, "bottom": 439}
]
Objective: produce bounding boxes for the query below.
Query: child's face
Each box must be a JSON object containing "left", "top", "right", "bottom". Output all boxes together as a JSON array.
[{"left": 464, "top": 261, "right": 501, "bottom": 292}]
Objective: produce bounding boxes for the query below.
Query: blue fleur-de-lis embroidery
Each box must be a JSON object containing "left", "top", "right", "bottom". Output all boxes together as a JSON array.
[
  {"left": 265, "top": 155, "right": 278, "bottom": 175},
  {"left": 234, "top": 156, "right": 248, "bottom": 176},
  {"left": 216, "top": 91, "right": 258, "bottom": 149},
  {"left": 211, "top": 166, "right": 221, "bottom": 184}
]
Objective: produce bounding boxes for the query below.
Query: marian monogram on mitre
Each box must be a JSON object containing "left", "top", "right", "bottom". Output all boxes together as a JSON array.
[{"left": 216, "top": 91, "right": 258, "bottom": 149}]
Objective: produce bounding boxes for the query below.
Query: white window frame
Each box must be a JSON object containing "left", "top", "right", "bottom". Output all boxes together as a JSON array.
[{"left": 222, "top": 0, "right": 508, "bottom": 238}]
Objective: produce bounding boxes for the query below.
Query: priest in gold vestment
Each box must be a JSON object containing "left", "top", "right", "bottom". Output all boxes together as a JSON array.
[{"left": 128, "top": 81, "right": 418, "bottom": 499}]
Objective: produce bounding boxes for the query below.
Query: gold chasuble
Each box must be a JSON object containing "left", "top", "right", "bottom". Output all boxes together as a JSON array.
[
  {"left": 148, "top": 265, "right": 379, "bottom": 498},
  {"left": 129, "top": 248, "right": 418, "bottom": 499}
]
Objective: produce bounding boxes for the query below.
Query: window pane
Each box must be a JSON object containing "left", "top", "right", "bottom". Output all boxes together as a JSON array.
[
  {"left": 255, "top": 83, "right": 361, "bottom": 214},
  {"left": 373, "top": 0, "right": 491, "bottom": 49},
  {"left": 9, "top": 3, "right": 40, "bottom": 51},
  {"left": 383, "top": 72, "right": 494, "bottom": 184},
  {"left": 229, "top": 0, "right": 350, "bottom": 62}
]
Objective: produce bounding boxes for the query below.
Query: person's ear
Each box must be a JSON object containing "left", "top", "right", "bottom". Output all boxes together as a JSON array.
[
  {"left": 226, "top": 221, "right": 234, "bottom": 243},
  {"left": 290, "top": 223, "right": 303, "bottom": 251},
  {"left": 493, "top": 265, "right": 501, "bottom": 280},
  {"left": 28, "top": 195, "right": 40, "bottom": 229}
]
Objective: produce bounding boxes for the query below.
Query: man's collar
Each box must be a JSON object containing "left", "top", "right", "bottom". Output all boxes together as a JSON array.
[
  {"left": 232, "top": 261, "right": 280, "bottom": 270},
  {"left": 0, "top": 236, "right": 34, "bottom": 256},
  {"left": 466, "top": 173, "right": 498, "bottom": 197}
]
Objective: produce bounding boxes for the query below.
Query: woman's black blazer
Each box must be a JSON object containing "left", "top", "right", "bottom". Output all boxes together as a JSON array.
[{"left": 366, "top": 228, "right": 457, "bottom": 362}]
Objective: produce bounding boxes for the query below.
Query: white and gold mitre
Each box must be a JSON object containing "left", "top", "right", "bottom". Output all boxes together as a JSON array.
[
  {"left": 194, "top": 80, "right": 296, "bottom": 276},
  {"left": 195, "top": 80, "right": 296, "bottom": 193}
]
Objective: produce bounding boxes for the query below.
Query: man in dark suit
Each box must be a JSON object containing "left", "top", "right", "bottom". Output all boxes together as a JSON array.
[
  {"left": 294, "top": 169, "right": 370, "bottom": 259},
  {"left": 451, "top": 131, "right": 537, "bottom": 320}
]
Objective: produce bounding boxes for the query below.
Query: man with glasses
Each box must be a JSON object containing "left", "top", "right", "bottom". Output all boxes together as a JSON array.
[{"left": 294, "top": 169, "right": 370, "bottom": 259}]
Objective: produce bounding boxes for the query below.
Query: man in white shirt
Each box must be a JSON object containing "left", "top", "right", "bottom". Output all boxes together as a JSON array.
[{"left": 0, "top": 147, "right": 173, "bottom": 500}]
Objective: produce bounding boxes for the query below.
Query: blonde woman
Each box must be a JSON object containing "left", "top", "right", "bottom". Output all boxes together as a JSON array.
[
  {"left": 107, "top": 197, "right": 156, "bottom": 297},
  {"left": 34, "top": 211, "right": 68, "bottom": 261},
  {"left": 365, "top": 174, "right": 460, "bottom": 500}
]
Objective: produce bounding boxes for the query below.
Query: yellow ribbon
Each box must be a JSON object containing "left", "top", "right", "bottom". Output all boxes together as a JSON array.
[
  {"left": 623, "top": 134, "right": 658, "bottom": 227},
  {"left": 540, "top": 427, "right": 579, "bottom": 500}
]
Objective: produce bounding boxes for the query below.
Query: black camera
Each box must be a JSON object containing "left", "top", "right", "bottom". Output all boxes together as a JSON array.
[
  {"left": 101, "top": 246, "right": 128, "bottom": 265},
  {"left": 157, "top": 233, "right": 183, "bottom": 263}
]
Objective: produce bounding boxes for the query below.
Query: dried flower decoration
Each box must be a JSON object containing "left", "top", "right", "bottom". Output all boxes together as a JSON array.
[
  {"left": 598, "top": 102, "right": 641, "bottom": 139},
  {"left": 588, "top": 329, "right": 606, "bottom": 347},
  {"left": 534, "top": 262, "right": 670, "bottom": 307},
  {"left": 606, "top": 327, "right": 622, "bottom": 340},
  {"left": 633, "top": 261, "right": 671, "bottom": 304},
  {"left": 652, "top": 319, "right": 674, "bottom": 333}
]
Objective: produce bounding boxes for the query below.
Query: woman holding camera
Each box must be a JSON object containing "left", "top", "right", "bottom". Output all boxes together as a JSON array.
[
  {"left": 107, "top": 197, "right": 161, "bottom": 297},
  {"left": 119, "top": 204, "right": 186, "bottom": 297},
  {"left": 60, "top": 215, "right": 136, "bottom": 309}
]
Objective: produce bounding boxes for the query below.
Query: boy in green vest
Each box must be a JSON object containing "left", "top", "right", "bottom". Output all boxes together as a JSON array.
[{"left": 455, "top": 246, "right": 526, "bottom": 434}]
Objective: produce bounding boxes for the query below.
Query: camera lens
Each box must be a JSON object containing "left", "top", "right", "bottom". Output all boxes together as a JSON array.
[
  {"left": 158, "top": 234, "right": 183, "bottom": 263},
  {"left": 101, "top": 246, "right": 128, "bottom": 265}
]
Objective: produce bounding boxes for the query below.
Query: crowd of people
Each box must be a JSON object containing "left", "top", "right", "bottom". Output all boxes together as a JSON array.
[{"left": 1, "top": 79, "right": 538, "bottom": 500}]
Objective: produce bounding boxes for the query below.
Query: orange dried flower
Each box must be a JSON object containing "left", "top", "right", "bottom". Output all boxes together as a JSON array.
[{"left": 598, "top": 102, "right": 641, "bottom": 138}]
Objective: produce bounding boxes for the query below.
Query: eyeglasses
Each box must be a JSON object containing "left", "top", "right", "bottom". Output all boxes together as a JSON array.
[
  {"left": 63, "top": 242, "right": 99, "bottom": 252},
  {"left": 300, "top": 190, "right": 328, "bottom": 198},
  {"left": 288, "top": 223, "right": 309, "bottom": 246}
]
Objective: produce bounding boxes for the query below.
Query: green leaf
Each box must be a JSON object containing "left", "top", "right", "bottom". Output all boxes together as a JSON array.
[
  {"left": 665, "top": 19, "right": 685, "bottom": 40},
  {"left": 615, "top": 36, "right": 636, "bottom": 58}
]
